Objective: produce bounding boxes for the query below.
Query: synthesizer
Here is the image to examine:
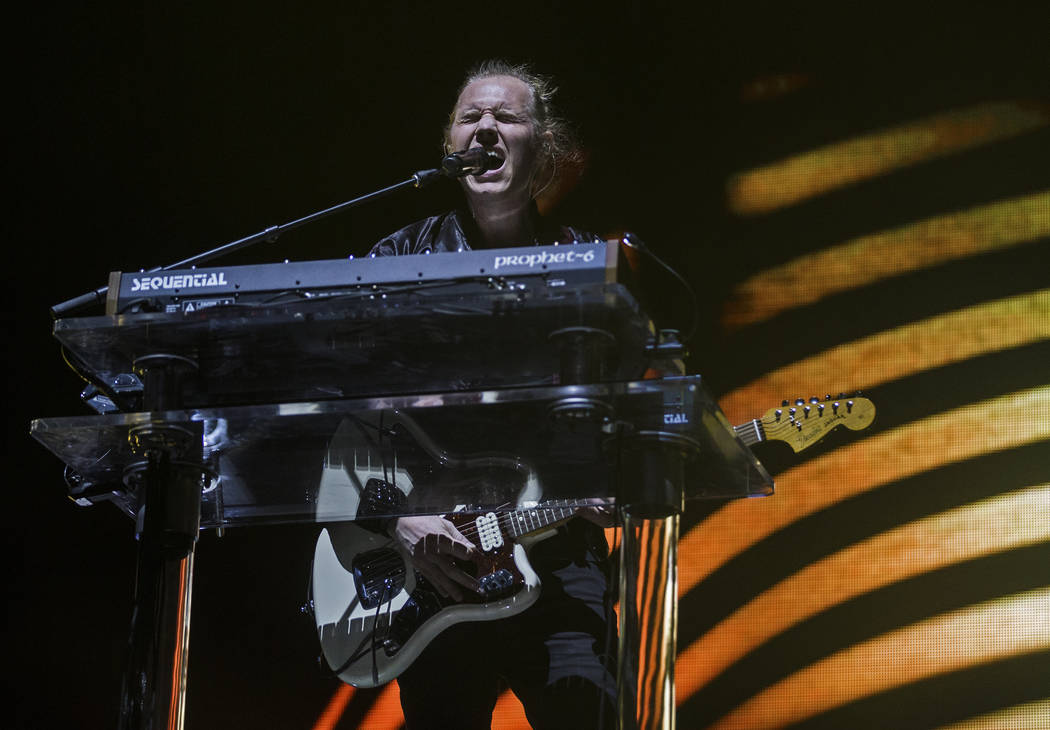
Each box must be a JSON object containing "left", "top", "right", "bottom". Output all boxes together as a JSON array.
[{"left": 107, "top": 241, "right": 620, "bottom": 315}]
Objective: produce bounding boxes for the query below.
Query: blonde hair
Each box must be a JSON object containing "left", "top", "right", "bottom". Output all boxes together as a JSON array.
[{"left": 443, "top": 59, "right": 582, "bottom": 197}]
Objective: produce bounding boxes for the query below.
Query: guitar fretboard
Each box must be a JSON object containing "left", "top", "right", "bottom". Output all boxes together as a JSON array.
[{"left": 502, "top": 499, "right": 588, "bottom": 538}]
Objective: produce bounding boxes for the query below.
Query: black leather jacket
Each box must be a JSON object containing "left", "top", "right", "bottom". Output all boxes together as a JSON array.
[
  {"left": 364, "top": 206, "right": 612, "bottom": 562},
  {"left": 368, "top": 207, "right": 598, "bottom": 256}
]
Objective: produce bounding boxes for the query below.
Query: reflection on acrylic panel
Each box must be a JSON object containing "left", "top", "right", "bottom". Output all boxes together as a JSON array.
[{"left": 312, "top": 91, "right": 1050, "bottom": 730}]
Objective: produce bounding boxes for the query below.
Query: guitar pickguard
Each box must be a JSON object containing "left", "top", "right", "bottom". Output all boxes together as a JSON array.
[
  {"left": 312, "top": 410, "right": 574, "bottom": 687},
  {"left": 312, "top": 514, "right": 543, "bottom": 688}
]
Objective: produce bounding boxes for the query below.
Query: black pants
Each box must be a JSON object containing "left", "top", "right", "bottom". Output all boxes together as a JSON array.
[{"left": 397, "top": 521, "right": 619, "bottom": 730}]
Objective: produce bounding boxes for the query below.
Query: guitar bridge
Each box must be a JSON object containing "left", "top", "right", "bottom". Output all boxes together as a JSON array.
[{"left": 477, "top": 568, "right": 514, "bottom": 599}]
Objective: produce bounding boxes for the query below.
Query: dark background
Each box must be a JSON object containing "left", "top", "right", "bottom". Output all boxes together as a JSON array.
[{"left": 9, "top": 2, "right": 1050, "bottom": 727}]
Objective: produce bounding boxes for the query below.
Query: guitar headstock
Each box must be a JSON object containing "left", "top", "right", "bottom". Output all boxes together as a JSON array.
[{"left": 760, "top": 393, "right": 875, "bottom": 453}]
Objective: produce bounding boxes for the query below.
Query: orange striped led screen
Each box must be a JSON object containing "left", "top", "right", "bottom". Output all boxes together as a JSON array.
[{"left": 315, "top": 97, "right": 1050, "bottom": 730}]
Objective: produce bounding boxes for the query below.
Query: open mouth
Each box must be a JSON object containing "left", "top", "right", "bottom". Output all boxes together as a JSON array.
[{"left": 476, "top": 147, "right": 506, "bottom": 175}]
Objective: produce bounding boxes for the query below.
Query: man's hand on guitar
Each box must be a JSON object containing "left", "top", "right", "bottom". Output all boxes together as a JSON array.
[
  {"left": 389, "top": 515, "right": 480, "bottom": 601},
  {"left": 577, "top": 499, "right": 617, "bottom": 528}
]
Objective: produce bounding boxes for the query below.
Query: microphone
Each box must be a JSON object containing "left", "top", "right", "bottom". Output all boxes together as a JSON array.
[{"left": 441, "top": 148, "right": 503, "bottom": 177}]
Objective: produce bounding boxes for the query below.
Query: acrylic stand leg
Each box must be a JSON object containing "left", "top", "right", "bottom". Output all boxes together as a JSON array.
[
  {"left": 616, "top": 433, "right": 694, "bottom": 730},
  {"left": 119, "top": 355, "right": 202, "bottom": 730},
  {"left": 119, "top": 450, "right": 202, "bottom": 730},
  {"left": 618, "top": 511, "right": 679, "bottom": 730}
]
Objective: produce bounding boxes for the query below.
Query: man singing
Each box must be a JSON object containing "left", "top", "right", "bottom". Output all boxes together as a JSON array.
[{"left": 371, "top": 60, "right": 619, "bottom": 730}]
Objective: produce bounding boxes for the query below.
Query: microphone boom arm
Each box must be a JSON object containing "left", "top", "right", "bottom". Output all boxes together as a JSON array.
[{"left": 50, "top": 167, "right": 444, "bottom": 318}]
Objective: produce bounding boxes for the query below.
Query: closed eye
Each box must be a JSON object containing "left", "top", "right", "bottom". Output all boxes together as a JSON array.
[
  {"left": 496, "top": 112, "right": 528, "bottom": 123},
  {"left": 457, "top": 110, "right": 528, "bottom": 124}
]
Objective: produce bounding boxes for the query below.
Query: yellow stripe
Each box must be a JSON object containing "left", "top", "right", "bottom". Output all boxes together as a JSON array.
[
  {"left": 718, "top": 289, "right": 1050, "bottom": 425},
  {"left": 491, "top": 690, "right": 531, "bottom": 728},
  {"left": 936, "top": 698, "right": 1050, "bottom": 730},
  {"left": 354, "top": 682, "right": 403, "bottom": 730},
  {"left": 678, "top": 386, "right": 1050, "bottom": 596},
  {"left": 722, "top": 191, "right": 1050, "bottom": 330},
  {"left": 708, "top": 587, "right": 1050, "bottom": 729},
  {"left": 312, "top": 684, "right": 355, "bottom": 730},
  {"left": 676, "top": 485, "right": 1050, "bottom": 702},
  {"left": 727, "top": 101, "right": 1049, "bottom": 216}
]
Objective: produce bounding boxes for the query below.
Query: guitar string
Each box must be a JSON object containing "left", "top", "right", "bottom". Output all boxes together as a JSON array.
[
  {"left": 431, "top": 404, "right": 867, "bottom": 563},
  {"left": 424, "top": 499, "right": 595, "bottom": 545},
  {"left": 384, "top": 410, "right": 855, "bottom": 551},
  {"left": 738, "top": 409, "right": 861, "bottom": 445},
  {"left": 452, "top": 500, "right": 588, "bottom": 540}
]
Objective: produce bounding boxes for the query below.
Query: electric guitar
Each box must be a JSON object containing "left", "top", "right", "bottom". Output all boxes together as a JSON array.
[{"left": 311, "top": 394, "right": 875, "bottom": 687}]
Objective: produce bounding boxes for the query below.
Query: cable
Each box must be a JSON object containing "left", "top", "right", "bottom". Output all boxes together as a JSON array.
[
  {"left": 620, "top": 233, "right": 700, "bottom": 343},
  {"left": 371, "top": 593, "right": 384, "bottom": 687},
  {"left": 60, "top": 345, "right": 132, "bottom": 410}
]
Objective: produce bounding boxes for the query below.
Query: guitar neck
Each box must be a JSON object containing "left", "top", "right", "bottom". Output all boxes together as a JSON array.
[
  {"left": 503, "top": 499, "right": 588, "bottom": 538},
  {"left": 734, "top": 419, "right": 766, "bottom": 447},
  {"left": 491, "top": 395, "right": 873, "bottom": 538}
]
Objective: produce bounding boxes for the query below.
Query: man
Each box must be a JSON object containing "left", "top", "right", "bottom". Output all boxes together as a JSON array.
[
  {"left": 370, "top": 60, "right": 619, "bottom": 729},
  {"left": 369, "top": 59, "right": 593, "bottom": 257}
]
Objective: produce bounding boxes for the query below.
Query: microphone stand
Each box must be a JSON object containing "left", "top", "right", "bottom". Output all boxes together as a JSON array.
[
  {"left": 53, "top": 165, "right": 446, "bottom": 730},
  {"left": 50, "top": 167, "right": 444, "bottom": 318},
  {"left": 49, "top": 153, "right": 498, "bottom": 730}
]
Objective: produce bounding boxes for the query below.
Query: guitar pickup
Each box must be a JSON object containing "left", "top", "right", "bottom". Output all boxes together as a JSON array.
[
  {"left": 352, "top": 547, "right": 406, "bottom": 609},
  {"left": 475, "top": 512, "right": 505, "bottom": 551}
]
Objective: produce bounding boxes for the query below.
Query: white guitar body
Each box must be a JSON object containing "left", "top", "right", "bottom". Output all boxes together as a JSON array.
[{"left": 312, "top": 512, "right": 553, "bottom": 688}]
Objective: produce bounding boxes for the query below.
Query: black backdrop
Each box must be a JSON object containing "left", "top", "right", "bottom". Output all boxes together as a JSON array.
[{"left": 10, "top": 2, "right": 1050, "bottom": 727}]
